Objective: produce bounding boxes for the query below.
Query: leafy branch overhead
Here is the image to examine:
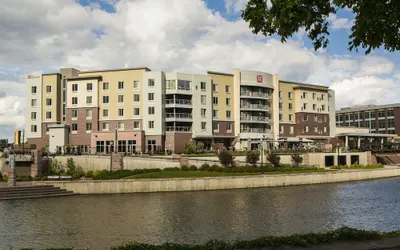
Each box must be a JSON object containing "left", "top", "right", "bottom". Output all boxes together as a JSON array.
[{"left": 241, "top": 0, "right": 400, "bottom": 54}]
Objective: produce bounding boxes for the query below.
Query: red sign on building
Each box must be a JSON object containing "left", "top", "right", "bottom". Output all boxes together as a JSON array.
[{"left": 257, "top": 75, "right": 263, "bottom": 83}]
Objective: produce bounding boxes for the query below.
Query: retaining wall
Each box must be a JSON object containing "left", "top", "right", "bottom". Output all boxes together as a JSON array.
[{"left": 33, "top": 168, "right": 400, "bottom": 194}]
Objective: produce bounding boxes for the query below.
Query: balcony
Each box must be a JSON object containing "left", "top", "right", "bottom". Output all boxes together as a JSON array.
[
  {"left": 166, "top": 126, "right": 192, "bottom": 132},
  {"left": 240, "top": 128, "right": 269, "bottom": 133},
  {"left": 240, "top": 104, "right": 269, "bottom": 111},
  {"left": 165, "top": 113, "right": 193, "bottom": 122},
  {"left": 241, "top": 116, "right": 270, "bottom": 123},
  {"left": 165, "top": 99, "right": 192, "bottom": 108},
  {"left": 240, "top": 91, "right": 269, "bottom": 99}
]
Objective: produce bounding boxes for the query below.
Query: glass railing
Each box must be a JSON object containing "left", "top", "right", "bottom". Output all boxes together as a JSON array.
[
  {"left": 166, "top": 99, "right": 192, "bottom": 105},
  {"left": 166, "top": 113, "right": 192, "bottom": 119},
  {"left": 240, "top": 128, "right": 269, "bottom": 133},
  {"left": 241, "top": 116, "right": 270, "bottom": 122},
  {"left": 240, "top": 104, "right": 269, "bottom": 110},
  {"left": 240, "top": 91, "right": 269, "bottom": 98},
  {"left": 166, "top": 126, "right": 192, "bottom": 132}
]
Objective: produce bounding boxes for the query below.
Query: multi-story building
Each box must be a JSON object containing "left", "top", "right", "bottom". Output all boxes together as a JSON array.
[
  {"left": 336, "top": 104, "right": 400, "bottom": 135},
  {"left": 25, "top": 67, "right": 336, "bottom": 153}
]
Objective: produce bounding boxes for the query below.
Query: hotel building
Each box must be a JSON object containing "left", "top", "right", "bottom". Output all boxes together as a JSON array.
[{"left": 25, "top": 67, "right": 336, "bottom": 153}]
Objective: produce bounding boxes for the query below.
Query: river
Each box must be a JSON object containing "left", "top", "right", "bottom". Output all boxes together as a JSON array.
[{"left": 1, "top": 178, "right": 400, "bottom": 249}]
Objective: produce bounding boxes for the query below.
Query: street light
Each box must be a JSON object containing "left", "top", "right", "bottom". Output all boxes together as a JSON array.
[{"left": 109, "top": 141, "right": 114, "bottom": 171}]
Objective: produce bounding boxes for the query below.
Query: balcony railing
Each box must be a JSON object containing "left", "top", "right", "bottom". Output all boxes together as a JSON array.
[
  {"left": 240, "top": 104, "right": 269, "bottom": 110},
  {"left": 166, "top": 99, "right": 192, "bottom": 105},
  {"left": 240, "top": 91, "right": 269, "bottom": 98},
  {"left": 240, "top": 128, "right": 269, "bottom": 133},
  {"left": 166, "top": 113, "right": 192, "bottom": 119},
  {"left": 166, "top": 126, "right": 192, "bottom": 132},
  {"left": 241, "top": 116, "right": 270, "bottom": 122}
]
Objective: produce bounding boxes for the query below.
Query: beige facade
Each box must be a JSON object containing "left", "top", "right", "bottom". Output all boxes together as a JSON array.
[
  {"left": 42, "top": 74, "right": 61, "bottom": 123},
  {"left": 208, "top": 72, "right": 234, "bottom": 121}
]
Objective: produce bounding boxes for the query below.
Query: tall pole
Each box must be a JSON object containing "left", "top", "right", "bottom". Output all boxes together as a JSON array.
[
  {"left": 337, "top": 142, "right": 340, "bottom": 170},
  {"left": 115, "top": 126, "right": 118, "bottom": 153},
  {"left": 22, "top": 129, "right": 25, "bottom": 153}
]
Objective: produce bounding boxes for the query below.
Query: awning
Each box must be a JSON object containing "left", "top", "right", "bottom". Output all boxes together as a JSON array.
[
  {"left": 336, "top": 133, "right": 397, "bottom": 138},
  {"left": 278, "top": 138, "right": 314, "bottom": 143}
]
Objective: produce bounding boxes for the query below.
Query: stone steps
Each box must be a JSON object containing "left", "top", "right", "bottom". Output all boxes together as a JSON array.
[{"left": 0, "top": 185, "right": 76, "bottom": 200}]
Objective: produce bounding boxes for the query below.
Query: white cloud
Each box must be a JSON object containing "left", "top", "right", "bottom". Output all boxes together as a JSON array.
[
  {"left": 328, "top": 13, "right": 354, "bottom": 30},
  {"left": 0, "top": 0, "right": 398, "bottom": 140}
]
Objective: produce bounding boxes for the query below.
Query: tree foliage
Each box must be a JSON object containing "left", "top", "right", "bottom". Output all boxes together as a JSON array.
[
  {"left": 218, "top": 148, "right": 235, "bottom": 167},
  {"left": 241, "top": 0, "right": 400, "bottom": 54},
  {"left": 267, "top": 153, "right": 281, "bottom": 168},
  {"left": 246, "top": 150, "right": 260, "bottom": 166},
  {"left": 184, "top": 141, "right": 196, "bottom": 154},
  {"left": 291, "top": 154, "right": 303, "bottom": 167}
]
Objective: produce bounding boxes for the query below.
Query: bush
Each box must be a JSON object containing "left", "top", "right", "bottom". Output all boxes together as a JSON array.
[
  {"left": 164, "top": 167, "right": 180, "bottom": 171},
  {"left": 66, "top": 158, "right": 77, "bottom": 175},
  {"left": 218, "top": 148, "right": 234, "bottom": 167},
  {"left": 41, "top": 176, "right": 47, "bottom": 181},
  {"left": 180, "top": 165, "right": 190, "bottom": 171},
  {"left": 85, "top": 170, "right": 94, "bottom": 178},
  {"left": 291, "top": 154, "right": 303, "bottom": 167},
  {"left": 199, "top": 163, "right": 210, "bottom": 171},
  {"left": 3, "top": 176, "right": 7, "bottom": 182},
  {"left": 196, "top": 142, "right": 205, "bottom": 153},
  {"left": 184, "top": 141, "right": 196, "bottom": 154},
  {"left": 246, "top": 150, "right": 260, "bottom": 166},
  {"left": 267, "top": 153, "right": 281, "bottom": 168},
  {"left": 189, "top": 165, "right": 198, "bottom": 171},
  {"left": 207, "top": 164, "right": 221, "bottom": 172},
  {"left": 50, "top": 159, "right": 64, "bottom": 175}
]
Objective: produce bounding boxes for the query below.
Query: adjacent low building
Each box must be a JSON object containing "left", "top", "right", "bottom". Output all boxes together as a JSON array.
[{"left": 25, "top": 67, "right": 336, "bottom": 154}]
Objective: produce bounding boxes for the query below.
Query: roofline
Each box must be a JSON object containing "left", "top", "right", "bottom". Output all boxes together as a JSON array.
[
  {"left": 67, "top": 75, "right": 102, "bottom": 80},
  {"left": 42, "top": 73, "right": 61, "bottom": 76},
  {"left": 207, "top": 71, "right": 234, "bottom": 77},
  {"left": 79, "top": 67, "right": 151, "bottom": 74},
  {"left": 336, "top": 103, "right": 400, "bottom": 113},
  {"left": 280, "top": 80, "right": 329, "bottom": 89}
]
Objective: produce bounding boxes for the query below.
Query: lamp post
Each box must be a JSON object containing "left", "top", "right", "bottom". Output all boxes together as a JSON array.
[
  {"left": 337, "top": 142, "right": 340, "bottom": 170},
  {"left": 109, "top": 141, "right": 113, "bottom": 171},
  {"left": 22, "top": 129, "right": 25, "bottom": 153}
]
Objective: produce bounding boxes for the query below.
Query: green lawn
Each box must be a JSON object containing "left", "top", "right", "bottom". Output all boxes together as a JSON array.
[{"left": 124, "top": 171, "right": 259, "bottom": 179}]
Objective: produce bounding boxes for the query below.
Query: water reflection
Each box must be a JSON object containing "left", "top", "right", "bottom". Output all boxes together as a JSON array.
[{"left": 1, "top": 178, "right": 400, "bottom": 249}]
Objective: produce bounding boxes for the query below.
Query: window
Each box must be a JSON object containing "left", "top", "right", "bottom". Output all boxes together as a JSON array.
[
  {"left": 134, "top": 80, "right": 140, "bottom": 89},
  {"left": 118, "top": 122, "right": 124, "bottom": 130},
  {"left": 225, "top": 85, "right": 230, "bottom": 93},
  {"left": 213, "top": 122, "right": 219, "bottom": 131},
  {"left": 46, "top": 98, "right": 52, "bottom": 106},
  {"left": 148, "top": 107, "right": 155, "bottom": 115},
  {"left": 312, "top": 93, "right": 316, "bottom": 99},
  {"left": 201, "top": 82, "right": 206, "bottom": 91},
  {"left": 46, "top": 111, "right": 51, "bottom": 119},
  {"left": 86, "top": 123, "right": 92, "bottom": 131},
  {"left": 289, "top": 103, "right": 292, "bottom": 110},
  {"left": 87, "top": 83, "right": 92, "bottom": 91},
  {"left": 31, "top": 86, "right": 37, "bottom": 94},
  {"left": 227, "top": 122, "right": 232, "bottom": 131},
  {"left": 118, "top": 81, "right": 124, "bottom": 89},
  {"left": 133, "top": 94, "right": 140, "bottom": 102},
  {"left": 103, "top": 96, "right": 109, "bottom": 104},
  {"left": 303, "top": 103, "right": 307, "bottom": 110},
  {"left": 321, "top": 94, "right": 324, "bottom": 100},
  {"left": 31, "top": 125, "right": 37, "bottom": 133},
  {"left": 103, "top": 82, "right": 109, "bottom": 90},
  {"left": 134, "top": 121, "right": 140, "bottom": 129},
  {"left": 371, "top": 111, "right": 376, "bottom": 118},
  {"left": 213, "top": 97, "right": 218, "bottom": 105},
  {"left": 31, "top": 99, "right": 37, "bottom": 107},
  {"left": 148, "top": 93, "right": 154, "bottom": 101},
  {"left": 226, "top": 110, "right": 231, "bottom": 119},
  {"left": 118, "top": 95, "right": 124, "bottom": 103},
  {"left": 313, "top": 104, "right": 316, "bottom": 110},
  {"left": 314, "top": 115, "right": 318, "bottom": 122},
  {"left": 289, "top": 114, "right": 292, "bottom": 121},
  {"left": 31, "top": 112, "right": 36, "bottom": 120},
  {"left": 72, "top": 109, "right": 78, "bottom": 119},
  {"left": 134, "top": 108, "right": 140, "bottom": 116},
  {"left": 365, "top": 120, "right": 370, "bottom": 128},
  {"left": 279, "top": 114, "right": 283, "bottom": 121},
  {"left": 322, "top": 105, "right": 325, "bottom": 111},
  {"left": 72, "top": 97, "right": 78, "bottom": 105},
  {"left": 86, "top": 96, "right": 92, "bottom": 104},
  {"left": 103, "top": 109, "right": 108, "bottom": 117},
  {"left": 201, "top": 122, "right": 206, "bottom": 130},
  {"left": 196, "top": 109, "right": 204, "bottom": 119},
  {"left": 213, "top": 110, "right": 218, "bottom": 118},
  {"left": 279, "top": 103, "right": 282, "bottom": 109},
  {"left": 178, "top": 80, "right": 191, "bottom": 90},
  {"left": 303, "top": 114, "right": 308, "bottom": 121},
  {"left": 86, "top": 109, "right": 92, "bottom": 119},
  {"left": 314, "top": 126, "right": 318, "bottom": 132},
  {"left": 279, "top": 126, "right": 283, "bottom": 134},
  {"left": 305, "top": 126, "right": 309, "bottom": 132},
  {"left": 148, "top": 79, "right": 155, "bottom": 87},
  {"left": 279, "top": 91, "right": 282, "bottom": 98},
  {"left": 388, "top": 119, "right": 395, "bottom": 128},
  {"left": 102, "top": 122, "right": 109, "bottom": 131},
  {"left": 288, "top": 92, "right": 292, "bottom": 100},
  {"left": 387, "top": 110, "right": 394, "bottom": 117},
  {"left": 212, "top": 83, "right": 218, "bottom": 92},
  {"left": 290, "top": 126, "right": 294, "bottom": 134},
  {"left": 46, "top": 85, "right": 51, "bottom": 93},
  {"left": 371, "top": 121, "right": 376, "bottom": 129},
  {"left": 378, "top": 110, "right": 386, "bottom": 118},
  {"left": 149, "top": 121, "right": 154, "bottom": 129},
  {"left": 72, "top": 123, "right": 78, "bottom": 132},
  {"left": 201, "top": 95, "right": 206, "bottom": 104},
  {"left": 226, "top": 98, "right": 231, "bottom": 106},
  {"left": 303, "top": 92, "right": 307, "bottom": 98},
  {"left": 72, "top": 84, "right": 78, "bottom": 92},
  {"left": 118, "top": 109, "right": 124, "bottom": 117}
]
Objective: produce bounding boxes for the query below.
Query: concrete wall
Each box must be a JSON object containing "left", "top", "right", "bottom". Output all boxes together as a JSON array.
[
  {"left": 35, "top": 167, "right": 400, "bottom": 194},
  {"left": 53, "top": 155, "right": 111, "bottom": 171}
]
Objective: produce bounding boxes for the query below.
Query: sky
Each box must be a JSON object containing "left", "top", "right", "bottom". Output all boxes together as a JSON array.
[{"left": 0, "top": 0, "right": 399, "bottom": 141}]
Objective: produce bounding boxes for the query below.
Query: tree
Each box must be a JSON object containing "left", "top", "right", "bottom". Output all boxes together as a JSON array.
[
  {"left": 291, "top": 154, "right": 303, "bottom": 167},
  {"left": 246, "top": 150, "right": 260, "bottom": 166},
  {"left": 196, "top": 142, "right": 205, "bottom": 153},
  {"left": 218, "top": 148, "right": 235, "bottom": 167},
  {"left": 184, "top": 141, "right": 196, "bottom": 154},
  {"left": 241, "top": 0, "right": 400, "bottom": 54},
  {"left": 267, "top": 153, "right": 281, "bottom": 168}
]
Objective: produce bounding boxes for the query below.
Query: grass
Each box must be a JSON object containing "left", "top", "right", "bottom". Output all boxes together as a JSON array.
[
  {"left": 331, "top": 164, "right": 384, "bottom": 170},
  {"left": 124, "top": 171, "right": 259, "bottom": 179}
]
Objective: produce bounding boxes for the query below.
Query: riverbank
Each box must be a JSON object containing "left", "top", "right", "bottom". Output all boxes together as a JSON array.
[{"left": 32, "top": 166, "right": 400, "bottom": 194}]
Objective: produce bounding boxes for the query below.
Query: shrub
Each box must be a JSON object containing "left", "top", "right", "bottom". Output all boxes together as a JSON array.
[
  {"left": 246, "top": 150, "right": 260, "bottom": 166},
  {"left": 50, "top": 159, "right": 64, "bottom": 175},
  {"left": 93, "top": 170, "right": 101, "bottom": 177},
  {"left": 207, "top": 164, "right": 221, "bottom": 172},
  {"left": 267, "top": 153, "right": 281, "bottom": 168},
  {"left": 180, "top": 165, "right": 190, "bottom": 171},
  {"left": 184, "top": 141, "right": 196, "bottom": 154},
  {"left": 218, "top": 148, "right": 234, "bottom": 167},
  {"left": 196, "top": 142, "right": 205, "bottom": 153},
  {"left": 85, "top": 170, "right": 94, "bottom": 178},
  {"left": 66, "top": 158, "right": 77, "bottom": 175},
  {"left": 189, "top": 165, "right": 198, "bottom": 171},
  {"left": 164, "top": 167, "right": 180, "bottom": 171},
  {"left": 3, "top": 176, "right": 7, "bottom": 182},
  {"left": 199, "top": 163, "right": 210, "bottom": 171},
  {"left": 291, "top": 154, "right": 303, "bottom": 167},
  {"left": 41, "top": 176, "right": 47, "bottom": 181}
]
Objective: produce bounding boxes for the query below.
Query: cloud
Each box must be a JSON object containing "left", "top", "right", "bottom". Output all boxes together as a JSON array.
[
  {"left": 0, "top": 0, "right": 398, "bottom": 141},
  {"left": 328, "top": 14, "right": 354, "bottom": 30}
]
